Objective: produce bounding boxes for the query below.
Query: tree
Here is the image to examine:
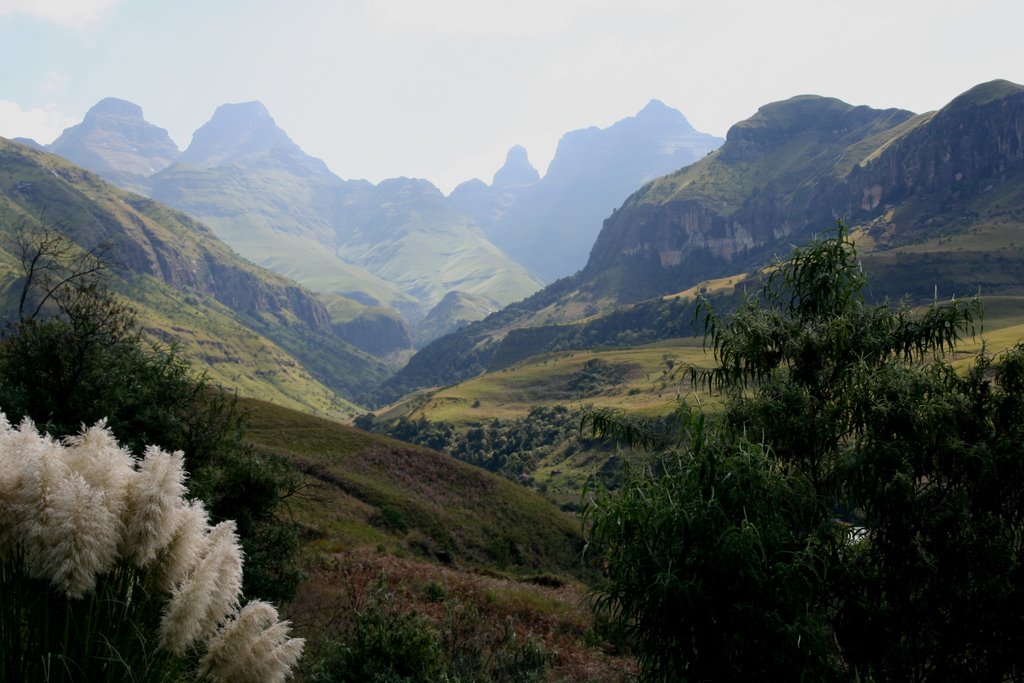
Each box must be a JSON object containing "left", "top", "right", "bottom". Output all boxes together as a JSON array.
[{"left": 583, "top": 224, "right": 1024, "bottom": 680}]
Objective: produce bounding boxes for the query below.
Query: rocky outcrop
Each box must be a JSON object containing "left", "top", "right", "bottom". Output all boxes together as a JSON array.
[
  {"left": 583, "top": 81, "right": 1024, "bottom": 304},
  {"left": 492, "top": 145, "right": 540, "bottom": 189},
  {"left": 843, "top": 80, "right": 1024, "bottom": 214},
  {"left": 179, "top": 101, "right": 299, "bottom": 168},
  {"left": 335, "top": 308, "right": 412, "bottom": 356},
  {"left": 48, "top": 98, "right": 180, "bottom": 188}
]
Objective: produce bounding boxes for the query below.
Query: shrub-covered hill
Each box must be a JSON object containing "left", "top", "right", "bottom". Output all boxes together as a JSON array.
[{"left": 240, "top": 397, "right": 583, "bottom": 572}]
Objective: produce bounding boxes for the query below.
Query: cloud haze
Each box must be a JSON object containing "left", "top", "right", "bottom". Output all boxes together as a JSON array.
[
  {"left": 0, "top": 0, "right": 121, "bottom": 27},
  {"left": 0, "top": 0, "right": 1022, "bottom": 191},
  {"left": 0, "top": 100, "right": 75, "bottom": 143}
]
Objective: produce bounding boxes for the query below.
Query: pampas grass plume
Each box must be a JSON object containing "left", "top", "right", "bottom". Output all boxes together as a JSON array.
[
  {"left": 153, "top": 498, "right": 209, "bottom": 593},
  {"left": 159, "top": 520, "right": 243, "bottom": 655},
  {"left": 198, "top": 600, "right": 305, "bottom": 683},
  {"left": 125, "top": 445, "right": 187, "bottom": 567}
]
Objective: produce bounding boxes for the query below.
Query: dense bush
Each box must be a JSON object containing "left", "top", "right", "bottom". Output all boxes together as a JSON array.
[
  {"left": 368, "top": 405, "right": 598, "bottom": 480},
  {"left": 584, "top": 225, "right": 1024, "bottom": 680},
  {"left": 306, "top": 577, "right": 549, "bottom": 683}
]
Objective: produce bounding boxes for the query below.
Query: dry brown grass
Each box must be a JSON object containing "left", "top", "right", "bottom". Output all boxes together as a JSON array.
[{"left": 286, "top": 549, "right": 637, "bottom": 682}]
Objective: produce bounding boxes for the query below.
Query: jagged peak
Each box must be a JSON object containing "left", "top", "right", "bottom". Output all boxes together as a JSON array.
[
  {"left": 48, "top": 96, "right": 180, "bottom": 179},
  {"left": 492, "top": 145, "right": 539, "bottom": 188},
  {"left": 633, "top": 98, "right": 694, "bottom": 130},
  {"left": 181, "top": 100, "right": 295, "bottom": 167}
]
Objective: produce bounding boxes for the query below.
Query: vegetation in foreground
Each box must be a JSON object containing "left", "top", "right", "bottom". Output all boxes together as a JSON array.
[
  {"left": 0, "top": 228, "right": 306, "bottom": 679},
  {"left": 0, "top": 419, "right": 304, "bottom": 682},
  {"left": 583, "top": 225, "right": 1024, "bottom": 680}
]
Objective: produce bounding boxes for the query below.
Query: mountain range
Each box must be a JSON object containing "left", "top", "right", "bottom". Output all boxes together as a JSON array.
[
  {"left": 41, "top": 97, "right": 723, "bottom": 353},
  {"left": 12, "top": 80, "right": 1024, "bottom": 417},
  {"left": 375, "top": 79, "right": 1024, "bottom": 404},
  {"left": 449, "top": 100, "right": 723, "bottom": 281}
]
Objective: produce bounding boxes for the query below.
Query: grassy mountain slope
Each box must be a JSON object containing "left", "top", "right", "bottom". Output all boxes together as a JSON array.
[
  {"left": 0, "top": 137, "right": 386, "bottom": 415},
  {"left": 148, "top": 156, "right": 414, "bottom": 313},
  {"left": 242, "top": 397, "right": 583, "bottom": 570},
  {"left": 333, "top": 177, "right": 544, "bottom": 313},
  {"left": 142, "top": 103, "right": 541, "bottom": 345},
  {"left": 240, "top": 398, "right": 634, "bottom": 680}
]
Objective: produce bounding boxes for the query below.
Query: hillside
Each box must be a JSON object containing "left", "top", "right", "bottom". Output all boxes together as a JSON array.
[
  {"left": 0, "top": 137, "right": 386, "bottom": 417},
  {"left": 239, "top": 397, "right": 633, "bottom": 680},
  {"left": 379, "top": 80, "right": 1024, "bottom": 402},
  {"left": 243, "top": 396, "right": 582, "bottom": 568}
]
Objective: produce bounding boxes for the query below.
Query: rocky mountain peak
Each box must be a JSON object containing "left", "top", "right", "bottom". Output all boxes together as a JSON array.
[
  {"left": 87, "top": 97, "right": 146, "bottom": 120},
  {"left": 48, "top": 97, "right": 180, "bottom": 182},
  {"left": 634, "top": 98, "right": 696, "bottom": 133},
  {"left": 180, "top": 101, "right": 297, "bottom": 168},
  {"left": 492, "top": 145, "right": 540, "bottom": 189}
]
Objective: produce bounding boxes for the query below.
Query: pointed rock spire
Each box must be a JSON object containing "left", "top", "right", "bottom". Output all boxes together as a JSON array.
[{"left": 492, "top": 145, "right": 540, "bottom": 189}]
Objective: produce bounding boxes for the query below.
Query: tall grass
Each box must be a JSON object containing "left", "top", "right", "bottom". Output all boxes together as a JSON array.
[{"left": 0, "top": 415, "right": 303, "bottom": 682}]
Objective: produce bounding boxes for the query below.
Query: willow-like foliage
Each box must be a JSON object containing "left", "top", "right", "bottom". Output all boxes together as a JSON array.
[{"left": 584, "top": 224, "right": 1024, "bottom": 681}]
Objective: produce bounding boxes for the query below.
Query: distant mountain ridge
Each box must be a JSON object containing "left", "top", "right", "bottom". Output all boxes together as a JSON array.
[
  {"left": 43, "top": 98, "right": 543, "bottom": 350},
  {"left": 449, "top": 99, "right": 724, "bottom": 280},
  {"left": 375, "top": 80, "right": 1024, "bottom": 404}
]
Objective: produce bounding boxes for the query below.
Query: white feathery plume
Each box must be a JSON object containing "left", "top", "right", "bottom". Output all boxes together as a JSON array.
[
  {"left": 0, "top": 412, "right": 27, "bottom": 551},
  {"left": 124, "top": 445, "right": 187, "bottom": 567},
  {"left": 34, "top": 468, "right": 123, "bottom": 598},
  {"left": 152, "top": 498, "right": 210, "bottom": 593},
  {"left": 62, "top": 419, "right": 137, "bottom": 529},
  {"left": 159, "top": 520, "right": 243, "bottom": 655},
  {"left": 198, "top": 600, "right": 305, "bottom": 683},
  {"left": 1, "top": 417, "right": 48, "bottom": 548},
  {"left": 196, "top": 520, "right": 245, "bottom": 638},
  {"left": 5, "top": 419, "right": 122, "bottom": 597},
  {"left": 14, "top": 419, "right": 75, "bottom": 583}
]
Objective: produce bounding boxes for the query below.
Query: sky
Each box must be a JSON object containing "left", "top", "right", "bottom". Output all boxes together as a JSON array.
[{"left": 2, "top": 0, "right": 1023, "bottom": 193}]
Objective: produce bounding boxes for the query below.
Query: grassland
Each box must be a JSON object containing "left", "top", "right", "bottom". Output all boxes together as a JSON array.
[
  {"left": 238, "top": 397, "right": 634, "bottom": 680},
  {"left": 243, "top": 397, "right": 584, "bottom": 571},
  {"left": 379, "top": 337, "right": 718, "bottom": 426}
]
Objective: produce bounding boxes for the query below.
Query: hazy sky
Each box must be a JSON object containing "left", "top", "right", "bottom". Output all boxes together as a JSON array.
[{"left": 2, "top": 0, "right": 1023, "bottom": 192}]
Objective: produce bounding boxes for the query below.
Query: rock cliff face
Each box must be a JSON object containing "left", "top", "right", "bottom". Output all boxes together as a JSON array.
[
  {"left": 843, "top": 80, "right": 1024, "bottom": 214},
  {"left": 585, "top": 97, "right": 916, "bottom": 281},
  {"left": 48, "top": 98, "right": 180, "bottom": 191},
  {"left": 334, "top": 307, "right": 413, "bottom": 356},
  {"left": 583, "top": 81, "right": 1024, "bottom": 304}
]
